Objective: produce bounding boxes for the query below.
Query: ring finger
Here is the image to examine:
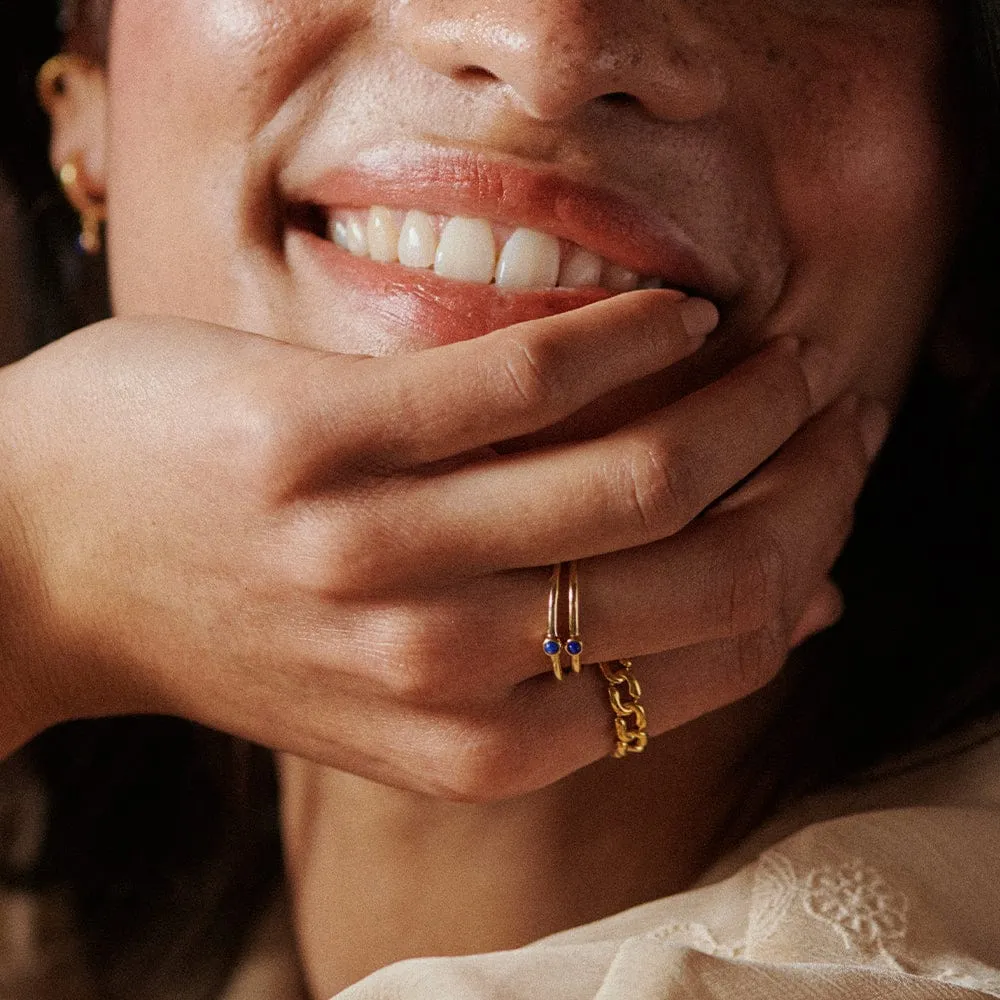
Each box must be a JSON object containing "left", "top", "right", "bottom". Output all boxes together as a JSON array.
[{"left": 428, "top": 392, "right": 877, "bottom": 695}]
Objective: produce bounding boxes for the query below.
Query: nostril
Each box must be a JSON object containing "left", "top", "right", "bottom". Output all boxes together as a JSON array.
[
  {"left": 455, "top": 65, "right": 500, "bottom": 84},
  {"left": 600, "top": 92, "right": 640, "bottom": 108}
]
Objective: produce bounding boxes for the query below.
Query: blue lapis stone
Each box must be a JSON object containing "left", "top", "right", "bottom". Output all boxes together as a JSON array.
[
  {"left": 543, "top": 639, "right": 561, "bottom": 656},
  {"left": 566, "top": 640, "right": 582, "bottom": 656}
]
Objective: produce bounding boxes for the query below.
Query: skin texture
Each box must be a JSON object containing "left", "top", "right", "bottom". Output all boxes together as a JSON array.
[{"left": 1, "top": 0, "right": 959, "bottom": 994}]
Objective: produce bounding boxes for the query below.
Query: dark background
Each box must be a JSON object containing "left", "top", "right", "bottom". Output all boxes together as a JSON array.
[{"left": 1, "top": 0, "right": 60, "bottom": 200}]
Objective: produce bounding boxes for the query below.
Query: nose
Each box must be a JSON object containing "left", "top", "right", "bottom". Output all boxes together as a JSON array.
[{"left": 392, "top": 0, "right": 725, "bottom": 123}]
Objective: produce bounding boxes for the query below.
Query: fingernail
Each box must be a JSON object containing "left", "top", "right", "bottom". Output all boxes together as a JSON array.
[
  {"left": 799, "top": 339, "right": 837, "bottom": 410},
  {"left": 679, "top": 297, "right": 720, "bottom": 343},
  {"left": 859, "top": 398, "right": 890, "bottom": 460}
]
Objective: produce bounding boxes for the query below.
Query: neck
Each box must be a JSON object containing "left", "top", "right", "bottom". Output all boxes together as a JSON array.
[{"left": 279, "top": 691, "right": 780, "bottom": 998}]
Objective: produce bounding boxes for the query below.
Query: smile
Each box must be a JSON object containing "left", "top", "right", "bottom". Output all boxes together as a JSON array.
[
  {"left": 279, "top": 147, "right": 726, "bottom": 347},
  {"left": 325, "top": 206, "right": 667, "bottom": 294}
]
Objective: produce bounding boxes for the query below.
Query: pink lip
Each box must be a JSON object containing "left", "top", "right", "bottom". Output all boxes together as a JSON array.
[
  {"left": 282, "top": 147, "right": 712, "bottom": 346},
  {"left": 294, "top": 235, "right": 621, "bottom": 344}
]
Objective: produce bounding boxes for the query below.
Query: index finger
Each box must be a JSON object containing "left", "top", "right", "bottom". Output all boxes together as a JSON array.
[{"left": 313, "top": 291, "right": 718, "bottom": 467}]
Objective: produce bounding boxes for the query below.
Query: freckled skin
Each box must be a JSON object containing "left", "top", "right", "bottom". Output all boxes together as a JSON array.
[
  {"left": 107, "top": 0, "right": 957, "bottom": 414},
  {"left": 99, "top": 0, "right": 960, "bottom": 994}
]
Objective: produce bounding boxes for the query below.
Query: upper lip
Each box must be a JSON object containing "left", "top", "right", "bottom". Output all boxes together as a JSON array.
[{"left": 281, "top": 143, "right": 735, "bottom": 299}]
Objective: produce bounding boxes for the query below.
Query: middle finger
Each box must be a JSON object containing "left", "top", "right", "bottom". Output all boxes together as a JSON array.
[{"left": 387, "top": 336, "right": 840, "bottom": 576}]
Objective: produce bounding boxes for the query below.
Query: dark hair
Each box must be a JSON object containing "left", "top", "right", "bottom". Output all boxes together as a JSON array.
[
  {"left": 2, "top": 1, "right": 999, "bottom": 997},
  {"left": 776, "top": 0, "right": 1000, "bottom": 783}
]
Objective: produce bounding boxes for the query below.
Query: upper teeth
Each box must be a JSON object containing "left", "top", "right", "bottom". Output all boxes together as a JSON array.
[{"left": 328, "top": 207, "right": 663, "bottom": 292}]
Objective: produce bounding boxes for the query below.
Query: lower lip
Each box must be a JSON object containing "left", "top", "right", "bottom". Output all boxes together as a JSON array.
[{"left": 292, "top": 229, "right": 614, "bottom": 347}]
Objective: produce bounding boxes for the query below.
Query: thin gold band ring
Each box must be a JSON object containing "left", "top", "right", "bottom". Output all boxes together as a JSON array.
[
  {"left": 543, "top": 564, "right": 565, "bottom": 680},
  {"left": 565, "top": 561, "right": 583, "bottom": 674}
]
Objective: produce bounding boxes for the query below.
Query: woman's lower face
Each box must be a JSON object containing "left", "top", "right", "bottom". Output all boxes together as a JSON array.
[
  {"left": 99, "top": 0, "right": 959, "bottom": 994},
  {"left": 105, "top": 0, "right": 957, "bottom": 401}
]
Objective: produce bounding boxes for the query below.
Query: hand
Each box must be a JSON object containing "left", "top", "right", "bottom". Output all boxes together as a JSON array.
[
  {"left": 0, "top": 294, "right": 710, "bottom": 759},
  {"left": 0, "top": 292, "right": 877, "bottom": 798}
]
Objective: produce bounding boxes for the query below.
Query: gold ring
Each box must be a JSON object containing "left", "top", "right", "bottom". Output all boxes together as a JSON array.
[
  {"left": 543, "top": 564, "right": 565, "bottom": 680},
  {"left": 599, "top": 659, "right": 648, "bottom": 758},
  {"left": 565, "top": 561, "right": 583, "bottom": 674}
]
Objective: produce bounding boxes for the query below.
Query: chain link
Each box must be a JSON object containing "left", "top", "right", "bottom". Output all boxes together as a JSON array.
[{"left": 598, "top": 659, "right": 648, "bottom": 758}]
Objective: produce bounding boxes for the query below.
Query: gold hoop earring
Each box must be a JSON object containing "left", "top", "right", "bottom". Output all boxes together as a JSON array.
[
  {"left": 57, "top": 154, "right": 106, "bottom": 255},
  {"left": 36, "top": 55, "right": 107, "bottom": 255}
]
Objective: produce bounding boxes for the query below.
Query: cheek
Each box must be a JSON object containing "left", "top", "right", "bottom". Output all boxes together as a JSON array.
[
  {"left": 109, "top": 0, "right": 356, "bottom": 133},
  {"left": 745, "top": 14, "right": 959, "bottom": 399},
  {"left": 105, "top": 0, "right": 357, "bottom": 323}
]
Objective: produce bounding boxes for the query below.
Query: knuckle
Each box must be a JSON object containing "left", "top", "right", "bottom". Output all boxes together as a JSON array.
[
  {"left": 280, "top": 501, "right": 418, "bottom": 602},
  {"left": 321, "top": 538, "right": 387, "bottom": 601},
  {"left": 383, "top": 658, "right": 443, "bottom": 706},
  {"left": 619, "top": 438, "right": 696, "bottom": 540},
  {"left": 291, "top": 518, "right": 383, "bottom": 599},
  {"left": 223, "top": 393, "right": 294, "bottom": 487},
  {"left": 494, "top": 336, "right": 561, "bottom": 417},
  {"left": 368, "top": 613, "right": 463, "bottom": 706},
  {"left": 420, "top": 717, "right": 528, "bottom": 803}
]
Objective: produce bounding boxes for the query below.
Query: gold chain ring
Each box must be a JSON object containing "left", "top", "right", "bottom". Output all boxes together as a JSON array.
[{"left": 599, "top": 659, "right": 649, "bottom": 757}]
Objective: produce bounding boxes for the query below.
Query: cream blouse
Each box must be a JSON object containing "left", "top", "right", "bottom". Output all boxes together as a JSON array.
[{"left": 225, "top": 714, "right": 1000, "bottom": 1000}]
